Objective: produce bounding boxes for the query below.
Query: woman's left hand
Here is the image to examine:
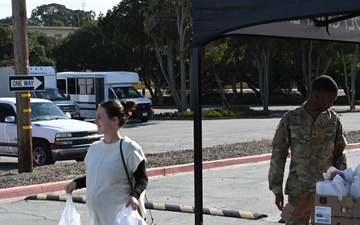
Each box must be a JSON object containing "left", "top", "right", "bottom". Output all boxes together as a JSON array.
[{"left": 126, "top": 196, "right": 139, "bottom": 211}]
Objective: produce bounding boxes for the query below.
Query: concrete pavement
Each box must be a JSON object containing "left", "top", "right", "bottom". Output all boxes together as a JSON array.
[
  {"left": 1, "top": 142, "right": 360, "bottom": 200},
  {"left": 1, "top": 147, "right": 360, "bottom": 225}
]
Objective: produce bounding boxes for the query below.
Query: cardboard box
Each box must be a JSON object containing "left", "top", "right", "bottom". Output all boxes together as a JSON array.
[
  {"left": 313, "top": 195, "right": 360, "bottom": 225},
  {"left": 281, "top": 203, "right": 295, "bottom": 222}
]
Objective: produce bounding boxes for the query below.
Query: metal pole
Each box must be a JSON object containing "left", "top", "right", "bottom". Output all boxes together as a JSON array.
[{"left": 192, "top": 46, "right": 203, "bottom": 225}]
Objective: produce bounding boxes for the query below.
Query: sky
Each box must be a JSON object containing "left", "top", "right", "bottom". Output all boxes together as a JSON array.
[{"left": 0, "top": 0, "right": 121, "bottom": 19}]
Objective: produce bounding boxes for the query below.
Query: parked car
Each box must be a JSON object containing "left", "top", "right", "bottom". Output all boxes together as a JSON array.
[{"left": 0, "top": 97, "right": 103, "bottom": 166}]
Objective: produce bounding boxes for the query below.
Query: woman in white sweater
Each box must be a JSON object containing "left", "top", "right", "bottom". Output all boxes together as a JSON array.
[{"left": 64, "top": 99, "right": 148, "bottom": 225}]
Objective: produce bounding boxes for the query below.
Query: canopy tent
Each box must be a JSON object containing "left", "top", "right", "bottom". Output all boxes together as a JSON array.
[
  {"left": 191, "top": 0, "right": 360, "bottom": 46},
  {"left": 190, "top": 1, "right": 360, "bottom": 224}
]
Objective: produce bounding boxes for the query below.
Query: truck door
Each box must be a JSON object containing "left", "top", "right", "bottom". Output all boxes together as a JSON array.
[
  {"left": 0, "top": 103, "right": 17, "bottom": 156},
  {"left": 95, "top": 78, "right": 104, "bottom": 110}
]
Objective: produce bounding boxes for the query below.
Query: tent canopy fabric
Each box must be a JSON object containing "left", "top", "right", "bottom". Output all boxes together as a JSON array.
[
  {"left": 189, "top": 2, "right": 360, "bottom": 224},
  {"left": 191, "top": 0, "right": 360, "bottom": 46}
]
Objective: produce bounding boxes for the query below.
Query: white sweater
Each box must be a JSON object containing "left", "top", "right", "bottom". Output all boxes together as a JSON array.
[{"left": 84, "top": 136, "right": 145, "bottom": 225}]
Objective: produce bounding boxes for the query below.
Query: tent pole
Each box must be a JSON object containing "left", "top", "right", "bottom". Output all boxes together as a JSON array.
[{"left": 192, "top": 46, "right": 203, "bottom": 225}]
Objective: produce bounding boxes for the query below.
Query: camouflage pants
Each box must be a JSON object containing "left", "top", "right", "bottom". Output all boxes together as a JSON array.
[{"left": 286, "top": 195, "right": 310, "bottom": 225}]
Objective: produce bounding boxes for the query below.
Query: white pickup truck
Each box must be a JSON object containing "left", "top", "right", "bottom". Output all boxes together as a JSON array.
[{"left": 0, "top": 97, "right": 103, "bottom": 166}]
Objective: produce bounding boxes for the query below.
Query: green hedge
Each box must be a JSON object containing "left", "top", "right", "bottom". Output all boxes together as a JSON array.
[{"left": 154, "top": 106, "right": 269, "bottom": 119}]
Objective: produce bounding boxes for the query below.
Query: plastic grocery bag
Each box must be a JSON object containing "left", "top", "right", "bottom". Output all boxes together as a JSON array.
[
  {"left": 58, "top": 194, "right": 81, "bottom": 225},
  {"left": 350, "top": 175, "right": 360, "bottom": 201},
  {"left": 353, "top": 163, "right": 360, "bottom": 177},
  {"left": 323, "top": 166, "right": 354, "bottom": 184},
  {"left": 113, "top": 205, "right": 146, "bottom": 225},
  {"left": 316, "top": 174, "right": 350, "bottom": 201}
]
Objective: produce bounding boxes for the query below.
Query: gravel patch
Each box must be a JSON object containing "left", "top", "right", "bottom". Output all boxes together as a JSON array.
[{"left": 1, "top": 130, "right": 360, "bottom": 189}]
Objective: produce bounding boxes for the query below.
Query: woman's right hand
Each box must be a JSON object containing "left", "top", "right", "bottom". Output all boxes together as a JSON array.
[{"left": 64, "top": 181, "right": 77, "bottom": 194}]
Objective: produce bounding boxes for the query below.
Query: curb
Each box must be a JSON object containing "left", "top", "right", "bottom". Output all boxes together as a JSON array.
[{"left": 1, "top": 143, "right": 360, "bottom": 200}]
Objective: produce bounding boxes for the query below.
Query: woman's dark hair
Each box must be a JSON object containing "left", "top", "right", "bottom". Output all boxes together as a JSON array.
[
  {"left": 311, "top": 75, "right": 338, "bottom": 93},
  {"left": 99, "top": 99, "right": 136, "bottom": 127}
]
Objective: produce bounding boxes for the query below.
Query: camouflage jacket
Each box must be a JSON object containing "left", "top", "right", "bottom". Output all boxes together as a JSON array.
[{"left": 268, "top": 102, "right": 347, "bottom": 196}]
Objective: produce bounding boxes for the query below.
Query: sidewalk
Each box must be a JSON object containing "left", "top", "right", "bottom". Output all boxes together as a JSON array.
[
  {"left": 1, "top": 142, "right": 360, "bottom": 200},
  {"left": 2, "top": 148, "right": 360, "bottom": 225}
]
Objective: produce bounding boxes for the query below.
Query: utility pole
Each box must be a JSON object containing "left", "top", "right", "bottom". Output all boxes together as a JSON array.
[{"left": 12, "top": 0, "right": 33, "bottom": 173}]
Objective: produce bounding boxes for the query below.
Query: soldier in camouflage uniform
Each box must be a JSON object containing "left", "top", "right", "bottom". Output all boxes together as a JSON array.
[{"left": 268, "top": 75, "right": 347, "bottom": 225}]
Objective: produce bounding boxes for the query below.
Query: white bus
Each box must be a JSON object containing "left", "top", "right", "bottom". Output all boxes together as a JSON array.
[{"left": 56, "top": 71, "right": 153, "bottom": 122}]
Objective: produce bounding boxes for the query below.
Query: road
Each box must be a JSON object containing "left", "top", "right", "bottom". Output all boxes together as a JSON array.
[
  {"left": 0, "top": 106, "right": 359, "bottom": 164},
  {"left": 123, "top": 108, "right": 359, "bottom": 154}
]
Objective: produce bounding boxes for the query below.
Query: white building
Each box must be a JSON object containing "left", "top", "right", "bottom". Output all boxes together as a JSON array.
[{"left": 28, "top": 26, "right": 78, "bottom": 38}]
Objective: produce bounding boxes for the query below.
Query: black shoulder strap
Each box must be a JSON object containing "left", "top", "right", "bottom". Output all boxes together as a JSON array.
[
  {"left": 120, "top": 138, "right": 155, "bottom": 223},
  {"left": 120, "top": 139, "right": 134, "bottom": 190}
]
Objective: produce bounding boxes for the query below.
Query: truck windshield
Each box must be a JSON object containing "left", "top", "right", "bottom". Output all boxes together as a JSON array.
[
  {"left": 31, "top": 102, "right": 68, "bottom": 121},
  {"left": 32, "top": 88, "right": 68, "bottom": 101},
  {"left": 112, "top": 87, "right": 143, "bottom": 99}
]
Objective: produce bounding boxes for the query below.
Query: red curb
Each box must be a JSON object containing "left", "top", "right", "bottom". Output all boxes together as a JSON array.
[
  {"left": 40, "top": 180, "right": 73, "bottom": 193},
  {"left": 0, "top": 180, "right": 73, "bottom": 200},
  {"left": 345, "top": 143, "right": 360, "bottom": 150},
  {"left": 1, "top": 143, "right": 359, "bottom": 200},
  {"left": 164, "top": 163, "right": 194, "bottom": 175},
  {"left": 202, "top": 153, "right": 272, "bottom": 170},
  {"left": 146, "top": 167, "right": 165, "bottom": 177}
]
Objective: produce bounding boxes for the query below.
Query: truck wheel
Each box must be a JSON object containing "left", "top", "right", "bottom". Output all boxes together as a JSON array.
[
  {"left": 140, "top": 117, "right": 149, "bottom": 122},
  {"left": 33, "top": 140, "right": 54, "bottom": 166}
]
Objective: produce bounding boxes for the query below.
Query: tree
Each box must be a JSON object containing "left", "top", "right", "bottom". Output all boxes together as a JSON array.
[
  {"left": 53, "top": 23, "right": 106, "bottom": 71},
  {"left": 0, "top": 23, "right": 13, "bottom": 66},
  {"left": 301, "top": 40, "right": 334, "bottom": 96},
  {"left": 28, "top": 31, "right": 57, "bottom": 66},
  {"left": 98, "top": 0, "right": 165, "bottom": 104},
  {"left": 0, "top": 23, "right": 57, "bottom": 66},
  {"left": 245, "top": 37, "right": 274, "bottom": 111},
  {"left": 28, "top": 4, "right": 96, "bottom": 27},
  {"left": 340, "top": 44, "right": 359, "bottom": 110},
  {"left": 143, "top": 0, "right": 191, "bottom": 112},
  {"left": 0, "top": 17, "right": 12, "bottom": 25},
  {"left": 227, "top": 37, "right": 253, "bottom": 102},
  {"left": 254, "top": 41, "right": 271, "bottom": 111},
  {"left": 204, "top": 40, "right": 231, "bottom": 108}
]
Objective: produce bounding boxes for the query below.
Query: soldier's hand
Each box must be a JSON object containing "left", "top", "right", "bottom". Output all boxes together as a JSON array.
[{"left": 275, "top": 193, "right": 284, "bottom": 211}]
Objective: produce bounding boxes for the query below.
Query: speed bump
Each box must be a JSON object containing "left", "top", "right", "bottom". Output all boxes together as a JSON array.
[{"left": 25, "top": 194, "right": 267, "bottom": 220}]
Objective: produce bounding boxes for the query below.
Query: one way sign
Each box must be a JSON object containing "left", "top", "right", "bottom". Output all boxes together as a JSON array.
[{"left": 9, "top": 75, "right": 45, "bottom": 91}]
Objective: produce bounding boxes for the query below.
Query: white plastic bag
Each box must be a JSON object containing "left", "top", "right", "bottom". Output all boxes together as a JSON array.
[
  {"left": 353, "top": 163, "right": 360, "bottom": 177},
  {"left": 138, "top": 191, "right": 146, "bottom": 219},
  {"left": 350, "top": 175, "right": 360, "bottom": 201},
  {"left": 58, "top": 194, "right": 81, "bottom": 225},
  {"left": 113, "top": 205, "right": 146, "bottom": 225},
  {"left": 316, "top": 174, "right": 350, "bottom": 201},
  {"left": 323, "top": 166, "right": 354, "bottom": 184}
]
